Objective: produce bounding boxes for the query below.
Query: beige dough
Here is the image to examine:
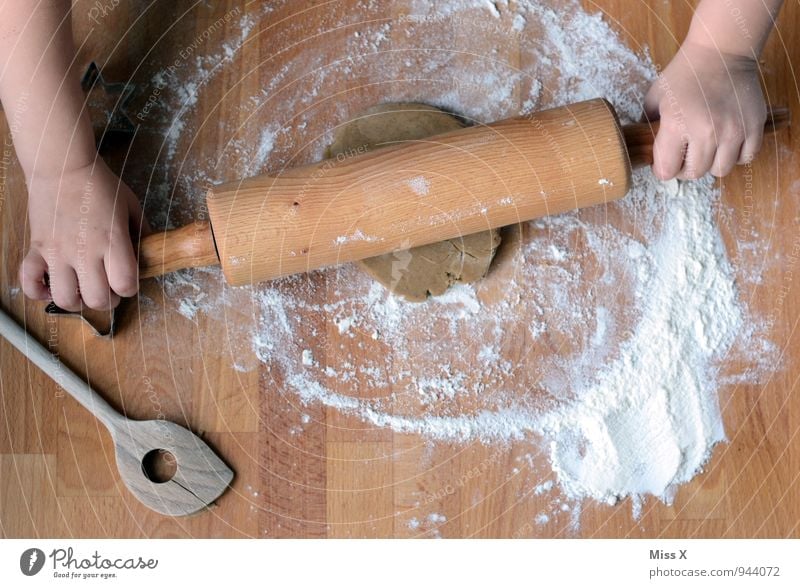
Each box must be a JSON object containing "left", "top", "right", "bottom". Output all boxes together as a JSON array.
[{"left": 326, "top": 103, "right": 501, "bottom": 302}]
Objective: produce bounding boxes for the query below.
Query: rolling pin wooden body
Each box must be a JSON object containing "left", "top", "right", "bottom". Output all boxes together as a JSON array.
[{"left": 139, "top": 98, "right": 789, "bottom": 285}]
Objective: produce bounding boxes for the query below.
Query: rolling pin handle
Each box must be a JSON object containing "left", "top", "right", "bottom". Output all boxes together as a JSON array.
[
  {"left": 138, "top": 220, "right": 219, "bottom": 279},
  {"left": 623, "top": 106, "right": 790, "bottom": 170}
]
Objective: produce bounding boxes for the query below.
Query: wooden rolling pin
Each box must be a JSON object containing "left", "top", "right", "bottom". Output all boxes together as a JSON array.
[{"left": 139, "top": 98, "right": 789, "bottom": 286}]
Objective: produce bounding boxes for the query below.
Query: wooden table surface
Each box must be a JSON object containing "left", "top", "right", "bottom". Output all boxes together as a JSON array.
[{"left": 1, "top": 0, "right": 798, "bottom": 538}]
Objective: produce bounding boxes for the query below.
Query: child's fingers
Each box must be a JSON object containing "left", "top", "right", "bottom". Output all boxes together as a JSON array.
[
  {"left": 49, "top": 262, "right": 81, "bottom": 312},
  {"left": 651, "top": 128, "right": 686, "bottom": 181},
  {"left": 19, "top": 251, "right": 50, "bottom": 301},
  {"left": 104, "top": 238, "right": 139, "bottom": 298},
  {"left": 678, "top": 139, "right": 716, "bottom": 180},
  {"left": 127, "top": 193, "right": 153, "bottom": 237},
  {"left": 710, "top": 140, "right": 744, "bottom": 178},
  {"left": 643, "top": 85, "right": 663, "bottom": 122},
  {"left": 78, "top": 260, "right": 120, "bottom": 310},
  {"left": 737, "top": 127, "right": 764, "bottom": 165}
]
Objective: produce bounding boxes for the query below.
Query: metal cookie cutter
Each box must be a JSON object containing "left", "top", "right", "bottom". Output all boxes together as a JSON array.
[
  {"left": 44, "top": 301, "right": 118, "bottom": 338},
  {"left": 80, "top": 61, "right": 137, "bottom": 148}
]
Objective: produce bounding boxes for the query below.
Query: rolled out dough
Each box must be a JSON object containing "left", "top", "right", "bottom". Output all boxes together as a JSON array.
[{"left": 326, "top": 103, "right": 501, "bottom": 302}]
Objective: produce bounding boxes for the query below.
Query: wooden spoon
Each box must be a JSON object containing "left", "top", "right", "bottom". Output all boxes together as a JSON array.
[{"left": 0, "top": 307, "right": 233, "bottom": 516}]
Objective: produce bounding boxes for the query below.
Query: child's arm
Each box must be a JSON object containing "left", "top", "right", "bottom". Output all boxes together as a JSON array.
[
  {"left": 0, "top": 0, "right": 147, "bottom": 311},
  {"left": 644, "top": 0, "right": 783, "bottom": 181}
]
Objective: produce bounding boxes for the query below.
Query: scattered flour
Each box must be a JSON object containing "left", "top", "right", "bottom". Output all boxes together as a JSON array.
[
  {"left": 534, "top": 480, "right": 554, "bottom": 496},
  {"left": 407, "top": 175, "right": 431, "bottom": 196},
  {"left": 535, "top": 178, "right": 738, "bottom": 504},
  {"left": 247, "top": 127, "right": 278, "bottom": 175},
  {"left": 484, "top": 1, "right": 502, "bottom": 18},
  {"left": 253, "top": 176, "right": 742, "bottom": 513},
  {"left": 333, "top": 229, "right": 381, "bottom": 245},
  {"left": 427, "top": 513, "right": 447, "bottom": 524},
  {"left": 138, "top": 0, "right": 777, "bottom": 525}
]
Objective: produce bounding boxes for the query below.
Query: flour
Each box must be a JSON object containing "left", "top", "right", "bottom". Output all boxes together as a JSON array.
[
  {"left": 484, "top": 1, "right": 502, "bottom": 18},
  {"left": 247, "top": 127, "right": 278, "bottom": 175},
  {"left": 138, "top": 0, "right": 777, "bottom": 523},
  {"left": 427, "top": 513, "right": 447, "bottom": 524},
  {"left": 408, "top": 175, "right": 430, "bottom": 196},
  {"left": 536, "top": 179, "right": 738, "bottom": 503},
  {"left": 270, "top": 174, "right": 737, "bottom": 507},
  {"left": 333, "top": 229, "right": 381, "bottom": 245}
]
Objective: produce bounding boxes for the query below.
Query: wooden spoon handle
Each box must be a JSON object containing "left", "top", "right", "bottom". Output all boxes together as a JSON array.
[
  {"left": 624, "top": 106, "right": 791, "bottom": 169},
  {"left": 0, "top": 307, "right": 235, "bottom": 515},
  {"left": 0, "top": 308, "right": 123, "bottom": 431},
  {"left": 138, "top": 220, "right": 219, "bottom": 279}
]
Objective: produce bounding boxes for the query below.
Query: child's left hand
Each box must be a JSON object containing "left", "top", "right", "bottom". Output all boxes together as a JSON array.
[{"left": 20, "top": 160, "right": 149, "bottom": 311}]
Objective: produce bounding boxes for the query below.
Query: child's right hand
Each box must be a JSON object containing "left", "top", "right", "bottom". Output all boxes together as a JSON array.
[
  {"left": 20, "top": 160, "right": 149, "bottom": 311},
  {"left": 644, "top": 40, "right": 768, "bottom": 181}
]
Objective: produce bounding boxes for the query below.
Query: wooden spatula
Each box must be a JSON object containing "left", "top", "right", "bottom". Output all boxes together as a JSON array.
[{"left": 0, "top": 307, "right": 234, "bottom": 516}]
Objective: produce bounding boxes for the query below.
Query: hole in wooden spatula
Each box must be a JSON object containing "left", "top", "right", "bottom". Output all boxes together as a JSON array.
[{"left": 141, "top": 449, "right": 177, "bottom": 484}]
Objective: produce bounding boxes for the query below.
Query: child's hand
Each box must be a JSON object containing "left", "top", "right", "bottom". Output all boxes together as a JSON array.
[
  {"left": 20, "top": 161, "right": 149, "bottom": 311},
  {"left": 644, "top": 40, "right": 768, "bottom": 181}
]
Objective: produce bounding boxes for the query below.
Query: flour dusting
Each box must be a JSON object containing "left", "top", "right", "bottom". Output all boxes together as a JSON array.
[
  {"left": 536, "top": 178, "right": 738, "bottom": 503},
  {"left": 137, "top": 0, "right": 777, "bottom": 525},
  {"left": 408, "top": 175, "right": 430, "bottom": 196}
]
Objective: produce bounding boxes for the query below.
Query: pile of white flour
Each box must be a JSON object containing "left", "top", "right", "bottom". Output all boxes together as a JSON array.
[{"left": 137, "top": 0, "right": 775, "bottom": 519}]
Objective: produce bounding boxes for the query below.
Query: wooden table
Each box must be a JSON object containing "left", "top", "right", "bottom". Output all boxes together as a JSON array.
[{"left": 1, "top": 0, "right": 798, "bottom": 538}]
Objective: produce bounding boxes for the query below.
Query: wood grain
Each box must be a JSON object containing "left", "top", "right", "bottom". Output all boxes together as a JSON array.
[
  {"left": 0, "top": 308, "right": 234, "bottom": 516},
  {"left": 207, "top": 99, "right": 630, "bottom": 284},
  {"left": 0, "top": 0, "right": 798, "bottom": 538},
  {"left": 138, "top": 221, "right": 218, "bottom": 279}
]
